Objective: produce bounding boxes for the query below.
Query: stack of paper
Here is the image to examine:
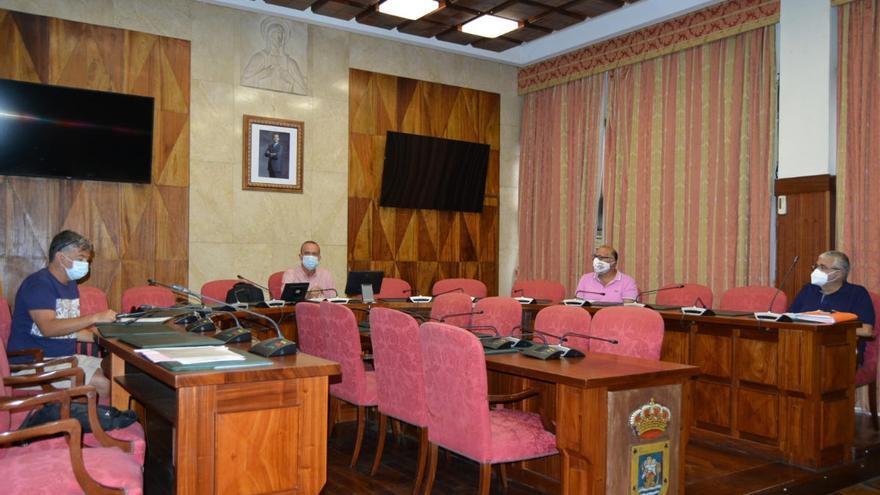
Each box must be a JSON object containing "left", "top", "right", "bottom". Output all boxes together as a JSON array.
[
  {"left": 135, "top": 346, "right": 245, "bottom": 364},
  {"left": 116, "top": 316, "right": 172, "bottom": 324},
  {"left": 784, "top": 311, "right": 858, "bottom": 324}
]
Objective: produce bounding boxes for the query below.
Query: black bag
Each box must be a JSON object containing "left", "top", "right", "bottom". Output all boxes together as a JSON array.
[
  {"left": 19, "top": 402, "right": 137, "bottom": 433},
  {"left": 226, "top": 282, "right": 265, "bottom": 304}
]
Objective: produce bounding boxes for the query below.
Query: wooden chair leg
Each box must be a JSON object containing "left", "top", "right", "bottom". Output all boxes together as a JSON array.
[
  {"left": 424, "top": 443, "right": 439, "bottom": 495},
  {"left": 392, "top": 417, "right": 404, "bottom": 443},
  {"left": 412, "top": 426, "right": 429, "bottom": 495},
  {"left": 870, "top": 381, "right": 879, "bottom": 431},
  {"left": 351, "top": 405, "right": 367, "bottom": 468},
  {"left": 370, "top": 412, "right": 388, "bottom": 476},
  {"left": 328, "top": 396, "right": 338, "bottom": 439},
  {"left": 478, "top": 463, "right": 492, "bottom": 495},
  {"left": 498, "top": 463, "right": 508, "bottom": 489}
]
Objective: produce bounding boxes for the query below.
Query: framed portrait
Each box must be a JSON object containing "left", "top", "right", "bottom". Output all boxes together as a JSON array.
[{"left": 242, "top": 115, "right": 304, "bottom": 193}]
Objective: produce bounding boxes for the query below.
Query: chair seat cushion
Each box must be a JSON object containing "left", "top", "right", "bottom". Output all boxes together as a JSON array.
[
  {"left": 84, "top": 421, "right": 146, "bottom": 465},
  {"left": 0, "top": 445, "right": 143, "bottom": 494},
  {"left": 487, "top": 408, "right": 557, "bottom": 464},
  {"left": 330, "top": 369, "right": 378, "bottom": 407}
]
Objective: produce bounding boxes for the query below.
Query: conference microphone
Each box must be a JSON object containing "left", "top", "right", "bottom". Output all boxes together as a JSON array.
[
  {"left": 563, "top": 290, "right": 606, "bottom": 307},
  {"left": 237, "top": 275, "right": 285, "bottom": 307},
  {"left": 511, "top": 288, "right": 536, "bottom": 304},
  {"left": 682, "top": 296, "right": 715, "bottom": 316},
  {"left": 755, "top": 255, "right": 799, "bottom": 322},
  {"left": 635, "top": 284, "right": 686, "bottom": 304},
  {"left": 148, "top": 279, "right": 297, "bottom": 357},
  {"left": 433, "top": 287, "right": 465, "bottom": 297}
]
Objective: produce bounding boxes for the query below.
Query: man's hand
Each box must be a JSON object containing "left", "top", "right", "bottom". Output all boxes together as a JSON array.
[{"left": 90, "top": 309, "right": 117, "bottom": 325}]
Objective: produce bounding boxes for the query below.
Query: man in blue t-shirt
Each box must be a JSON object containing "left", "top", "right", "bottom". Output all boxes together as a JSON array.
[
  {"left": 789, "top": 250, "right": 875, "bottom": 367},
  {"left": 9, "top": 230, "right": 117, "bottom": 397}
]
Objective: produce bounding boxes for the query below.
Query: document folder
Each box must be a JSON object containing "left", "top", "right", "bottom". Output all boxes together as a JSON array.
[{"left": 120, "top": 333, "right": 222, "bottom": 349}]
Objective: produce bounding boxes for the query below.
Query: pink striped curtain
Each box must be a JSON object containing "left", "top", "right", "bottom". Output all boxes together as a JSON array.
[
  {"left": 518, "top": 75, "right": 604, "bottom": 294},
  {"left": 602, "top": 26, "right": 777, "bottom": 299},
  {"left": 837, "top": 0, "right": 880, "bottom": 290}
]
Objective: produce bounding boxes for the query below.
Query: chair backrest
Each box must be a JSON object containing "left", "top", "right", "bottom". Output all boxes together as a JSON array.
[
  {"left": 533, "top": 305, "right": 592, "bottom": 352},
  {"left": 369, "top": 308, "right": 428, "bottom": 427},
  {"left": 419, "top": 322, "right": 491, "bottom": 461},
  {"left": 200, "top": 279, "right": 238, "bottom": 304},
  {"left": 0, "top": 296, "right": 11, "bottom": 346},
  {"left": 0, "top": 339, "right": 10, "bottom": 432},
  {"left": 268, "top": 271, "right": 285, "bottom": 300},
  {"left": 856, "top": 291, "right": 880, "bottom": 387},
  {"left": 472, "top": 297, "right": 522, "bottom": 337},
  {"left": 719, "top": 286, "right": 786, "bottom": 313},
  {"left": 294, "top": 302, "right": 325, "bottom": 358},
  {"left": 78, "top": 286, "right": 110, "bottom": 315},
  {"left": 654, "top": 283, "right": 713, "bottom": 308},
  {"left": 121, "top": 286, "right": 176, "bottom": 312},
  {"left": 511, "top": 280, "right": 566, "bottom": 304},
  {"left": 590, "top": 306, "right": 665, "bottom": 360},
  {"left": 432, "top": 278, "right": 487, "bottom": 299},
  {"left": 375, "top": 277, "right": 412, "bottom": 299},
  {"left": 430, "top": 293, "right": 474, "bottom": 328},
  {"left": 321, "top": 301, "right": 372, "bottom": 405}
]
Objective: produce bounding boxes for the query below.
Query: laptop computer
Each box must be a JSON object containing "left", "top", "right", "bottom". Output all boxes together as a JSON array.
[{"left": 280, "top": 282, "right": 310, "bottom": 303}]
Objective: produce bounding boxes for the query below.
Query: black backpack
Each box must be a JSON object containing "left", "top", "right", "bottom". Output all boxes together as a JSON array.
[
  {"left": 226, "top": 282, "right": 265, "bottom": 304},
  {"left": 19, "top": 402, "right": 137, "bottom": 433}
]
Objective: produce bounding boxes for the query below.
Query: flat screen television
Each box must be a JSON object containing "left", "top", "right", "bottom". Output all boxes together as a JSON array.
[
  {"left": 0, "top": 78, "right": 154, "bottom": 183},
  {"left": 379, "top": 131, "right": 490, "bottom": 213}
]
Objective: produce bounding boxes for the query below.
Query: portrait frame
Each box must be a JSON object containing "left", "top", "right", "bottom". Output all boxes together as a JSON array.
[{"left": 242, "top": 114, "right": 304, "bottom": 193}]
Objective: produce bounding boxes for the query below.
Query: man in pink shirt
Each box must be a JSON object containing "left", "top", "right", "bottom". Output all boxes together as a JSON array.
[
  {"left": 280, "top": 240, "right": 336, "bottom": 297},
  {"left": 574, "top": 245, "right": 639, "bottom": 303}
]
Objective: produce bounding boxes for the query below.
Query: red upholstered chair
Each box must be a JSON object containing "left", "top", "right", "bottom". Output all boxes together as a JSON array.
[
  {"left": 590, "top": 306, "right": 665, "bottom": 360},
  {"left": 321, "top": 301, "right": 377, "bottom": 467},
  {"left": 533, "top": 305, "right": 592, "bottom": 352},
  {"left": 511, "top": 280, "right": 566, "bottom": 304},
  {"left": 472, "top": 297, "right": 522, "bottom": 337},
  {"left": 200, "top": 279, "right": 238, "bottom": 304},
  {"left": 719, "top": 286, "right": 787, "bottom": 313},
  {"left": 418, "top": 322, "right": 557, "bottom": 494},
  {"left": 368, "top": 308, "right": 429, "bottom": 492},
  {"left": 654, "top": 283, "right": 713, "bottom": 308},
  {"left": 294, "top": 302, "right": 326, "bottom": 358},
  {"left": 121, "top": 285, "right": 175, "bottom": 313},
  {"left": 430, "top": 293, "right": 474, "bottom": 328},
  {"left": 857, "top": 292, "right": 880, "bottom": 430},
  {"left": 0, "top": 296, "right": 10, "bottom": 346},
  {"left": 77, "top": 286, "right": 111, "bottom": 357},
  {"left": 432, "top": 278, "right": 487, "bottom": 299},
  {"left": 268, "top": 271, "right": 285, "bottom": 300},
  {"left": 375, "top": 277, "right": 412, "bottom": 299}
]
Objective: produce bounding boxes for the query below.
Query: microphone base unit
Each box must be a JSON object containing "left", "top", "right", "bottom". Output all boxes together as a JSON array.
[
  {"left": 623, "top": 302, "right": 646, "bottom": 308},
  {"left": 555, "top": 345, "right": 585, "bottom": 358},
  {"left": 328, "top": 297, "right": 350, "bottom": 304},
  {"left": 681, "top": 306, "right": 715, "bottom": 317},
  {"left": 213, "top": 327, "right": 253, "bottom": 344},
  {"left": 562, "top": 298, "right": 588, "bottom": 307},
  {"left": 185, "top": 318, "right": 217, "bottom": 333},
  {"left": 514, "top": 297, "right": 535, "bottom": 304},
  {"left": 408, "top": 296, "right": 433, "bottom": 304},
  {"left": 520, "top": 345, "right": 564, "bottom": 360},
  {"left": 754, "top": 311, "right": 793, "bottom": 322},
  {"left": 480, "top": 336, "right": 515, "bottom": 350},
  {"left": 264, "top": 299, "right": 286, "bottom": 307},
  {"left": 249, "top": 337, "right": 298, "bottom": 357}
]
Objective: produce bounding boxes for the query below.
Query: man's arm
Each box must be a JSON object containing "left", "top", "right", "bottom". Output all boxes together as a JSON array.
[
  {"left": 857, "top": 324, "right": 873, "bottom": 338},
  {"left": 29, "top": 309, "right": 116, "bottom": 338}
]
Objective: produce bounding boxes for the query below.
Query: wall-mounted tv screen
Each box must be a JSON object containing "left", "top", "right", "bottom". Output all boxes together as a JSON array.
[
  {"left": 379, "top": 131, "right": 490, "bottom": 213},
  {"left": 0, "top": 78, "right": 154, "bottom": 184}
]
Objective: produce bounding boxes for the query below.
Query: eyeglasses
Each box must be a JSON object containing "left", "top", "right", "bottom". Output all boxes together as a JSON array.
[
  {"left": 811, "top": 264, "right": 840, "bottom": 273},
  {"left": 592, "top": 254, "right": 615, "bottom": 263}
]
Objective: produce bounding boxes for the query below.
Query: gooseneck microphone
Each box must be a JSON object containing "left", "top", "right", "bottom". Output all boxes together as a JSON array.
[
  {"left": 636, "top": 284, "right": 685, "bottom": 303},
  {"left": 433, "top": 287, "right": 465, "bottom": 297},
  {"left": 755, "top": 255, "right": 799, "bottom": 321},
  {"left": 236, "top": 274, "right": 271, "bottom": 293},
  {"left": 575, "top": 289, "right": 606, "bottom": 298},
  {"left": 306, "top": 288, "right": 338, "bottom": 297}
]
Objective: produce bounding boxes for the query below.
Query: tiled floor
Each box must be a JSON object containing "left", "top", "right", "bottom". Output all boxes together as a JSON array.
[{"left": 835, "top": 477, "right": 880, "bottom": 494}]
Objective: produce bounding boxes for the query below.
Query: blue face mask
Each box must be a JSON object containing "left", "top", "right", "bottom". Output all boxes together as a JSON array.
[
  {"left": 62, "top": 253, "right": 89, "bottom": 281},
  {"left": 302, "top": 255, "right": 319, "bottom": 271}
]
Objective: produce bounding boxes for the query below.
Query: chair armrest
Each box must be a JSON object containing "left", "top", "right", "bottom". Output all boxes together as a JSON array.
[
  {"left": 3, "top": 366, "right": 85, "bottom": 390},
  {"left": 6, "top": 348, "right": 44, "bottom": 362},
  {"left": 10, "top": 355, "right": 78, "bottom": 373},
  {"left": 488, "top": 387, "right": 541, "bottom": 405},
  {"left": 63, "top": 385, "right": 132, "bottom": 453}
]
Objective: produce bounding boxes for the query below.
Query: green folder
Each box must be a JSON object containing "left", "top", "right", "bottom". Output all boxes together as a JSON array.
[
  {"left": 119, "top": 332, "right": 221, "bottom": 349},
  {"left": 157, "top": 348, "right": 273, "bottom": 372},
  {"left": 97, "top": 323, "right": 177, "bottom": 339}
]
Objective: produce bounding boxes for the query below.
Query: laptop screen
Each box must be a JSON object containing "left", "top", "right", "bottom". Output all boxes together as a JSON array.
[{"left": 280, "top": 282, "right": 311, "bottom": 302}]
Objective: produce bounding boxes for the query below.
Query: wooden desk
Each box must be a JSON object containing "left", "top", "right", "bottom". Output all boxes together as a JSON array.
[
  {"left": 100, "top": 334, "right": 340, "bottom": 495},
  {"left": 486, "top": 351, "right": 699, "bottom": 494}
]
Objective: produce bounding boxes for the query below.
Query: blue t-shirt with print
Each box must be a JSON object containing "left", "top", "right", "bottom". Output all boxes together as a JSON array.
[{"left": 9, "top": 268, "right": 80, "bottom": 359}]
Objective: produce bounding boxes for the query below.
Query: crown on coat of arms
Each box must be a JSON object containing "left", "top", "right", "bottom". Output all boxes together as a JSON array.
[{"left": 629, "top": 398, "right": 671, "bottom": 439}]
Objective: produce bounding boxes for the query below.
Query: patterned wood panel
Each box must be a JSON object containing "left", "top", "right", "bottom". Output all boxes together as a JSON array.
[
  {"left": 0, "top": 9, "right": 190, "bottom": 310},
  {"left": 348, "top": 69, "right": 499, "bottom": 296}
]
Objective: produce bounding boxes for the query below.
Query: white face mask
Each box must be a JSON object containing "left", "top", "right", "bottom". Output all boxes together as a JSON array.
[
  {"left": 302, "top": 254, "right": 319, "bottom": 271},
  {"left": 593, "top": 257, "right": 612, "bottom": 274},
  {"left": 810, "top": 268, "right": 829, "bottom": 287},
  {"left": 62, "top": 253, "right": 89, "bottom": 281}
]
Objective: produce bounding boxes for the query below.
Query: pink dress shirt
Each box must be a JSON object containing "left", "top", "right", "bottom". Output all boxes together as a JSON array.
[
  {"left": 574, "top": 271, "right": 639, "bottom": 303},
  {"left": 280, "top": 265, "right": 336, "bottom": 297}
]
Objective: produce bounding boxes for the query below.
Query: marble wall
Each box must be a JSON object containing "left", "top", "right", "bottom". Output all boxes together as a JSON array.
[{"left": 0, "top": 0, "right": 522, "bottom": 296}]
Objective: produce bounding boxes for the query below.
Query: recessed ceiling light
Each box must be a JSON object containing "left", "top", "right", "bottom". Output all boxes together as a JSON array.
[
  {"left": 460, "top": 14, "right": 520, "bottom": 38},
  {"left": 377, "top": 0, "right": 439, "bottom": 20}
]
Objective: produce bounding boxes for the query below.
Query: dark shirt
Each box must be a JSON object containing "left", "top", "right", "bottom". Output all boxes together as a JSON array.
[
  {"left": 789, "top": 281, "right": 875, "bottom": 366},
  {"left": 8, "top": 268, "right": 80, "bottom": 360}
]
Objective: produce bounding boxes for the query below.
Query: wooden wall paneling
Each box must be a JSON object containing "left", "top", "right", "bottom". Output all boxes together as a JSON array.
[
  {"left": 775, "top": 175, "right": 835, "bottom": 304},
  {"left": 348, "top": 69, "right": 500, "bottom": 296},
  {"left": 0, "top": 9, "right": 190, "bottom": 309}
]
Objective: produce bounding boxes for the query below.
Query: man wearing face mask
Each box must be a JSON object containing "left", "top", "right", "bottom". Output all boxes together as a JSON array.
[
  {"left": 280, "top": 240, "right": 336, "bottom": 297},
  {"left": 8, "top": 230, "right": 117, "bottom": 396},
  {"left": 574, "top": 245, "right": 639, "bottom": 303},
  {"left": 789, "top": 250, "right": 875, "bottom": 366}
]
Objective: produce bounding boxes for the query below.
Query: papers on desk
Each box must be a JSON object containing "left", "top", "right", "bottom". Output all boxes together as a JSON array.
[
  {"left": 116, "top": 316, "right": 172, "bottom": 324},
  {"left": 784, "top": 311, "right": 858, "bottom": 324},
  {"left": 135, "top": 346, "right": 244, "bottom": 365}
]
